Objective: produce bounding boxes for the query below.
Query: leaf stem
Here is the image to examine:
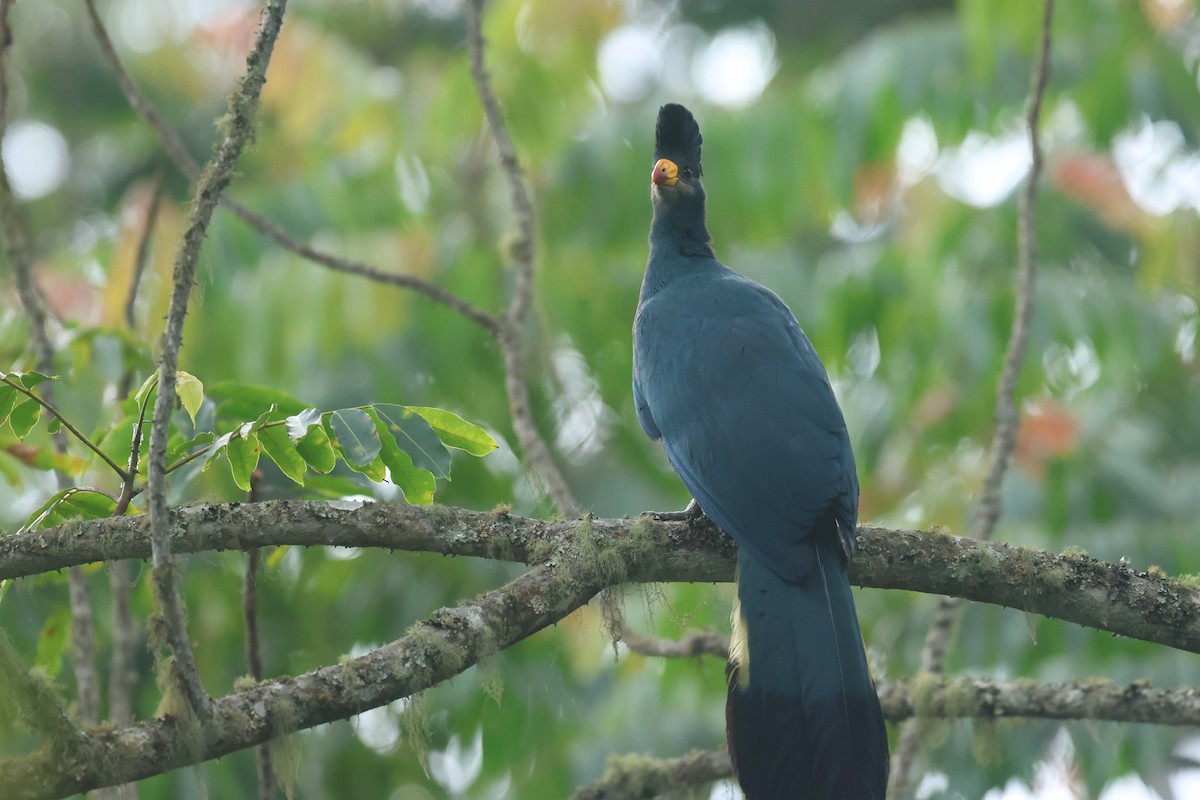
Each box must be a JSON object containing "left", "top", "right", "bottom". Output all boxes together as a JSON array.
[{"left": 1, "top": 376, "right": 130, "bottom": 481}]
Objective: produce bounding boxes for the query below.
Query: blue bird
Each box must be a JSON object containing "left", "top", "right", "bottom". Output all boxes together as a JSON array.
[{"left": 632, "top": 104, "right": 889, "bottom": 799}]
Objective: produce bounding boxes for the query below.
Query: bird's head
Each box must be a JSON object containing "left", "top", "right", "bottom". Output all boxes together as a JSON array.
[{"left": 651, "top": 103, "right": 704, "bottom": 211}]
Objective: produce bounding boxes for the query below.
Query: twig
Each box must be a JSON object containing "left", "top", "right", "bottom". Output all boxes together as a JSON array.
[
  {"left": 0, "top": 376, "right": 130, "bottom": 479},
  {"left": 891, "top": 2, "right": 1056, "bottom": 793},
  {"left": 465, "top": 0, "right": 578, "bottom": 514},
  {"left": 108, "top": 560, "right": 138, "bottom": 726},
  {"left": 144, "top": 0, "right": 288, "bottom": 722},
  {"left": 124, "top": 167, "right": 166, "bottom": 329},
  {"left": 499, "top": 327, "right": 579, "bottom": 513},
  {"left": 465, "top": 0, "right": 535, "bottom": 327},
  {"left": 244, "top": 478, "right": 276, "bottom": 800},
  {"left": 245, "top": 548, "right": 276, "bottom": 800},
  {"left": 224, "top": 201, "right": 501, "bottom": 331},
  {"left": 1, "top": 0, "right": 102, "bottom": 727},
  {"left": 81, "top": 0, "right": 498, "bottom": 333}
]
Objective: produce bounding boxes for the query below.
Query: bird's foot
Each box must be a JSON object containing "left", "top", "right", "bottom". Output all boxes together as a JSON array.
[{"left": 647, "top": 498, "right": 704, "bottom": 523}]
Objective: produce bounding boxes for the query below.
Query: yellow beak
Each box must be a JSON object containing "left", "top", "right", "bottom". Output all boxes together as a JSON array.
[{"left": 651, "top": 158, "right": 679, "bottom": 186}]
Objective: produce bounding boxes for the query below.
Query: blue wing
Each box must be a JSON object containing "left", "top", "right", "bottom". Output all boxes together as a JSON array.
[{"left": 634, "top": 268, "right": 857, "bottom": 582}]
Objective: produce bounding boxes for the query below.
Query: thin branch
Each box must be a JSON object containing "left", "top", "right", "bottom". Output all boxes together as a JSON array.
[
  {"left": 465, "top": 0, "right": 578, "bottom": 514},
  {"left": 465, "top": 0, "right": 535, "bottom": 328},
  {"left": 893, "top": 4, "right": 1056, "bottom": 792},
  {"left": 1, "top": 0, "right": 102, "bottom": 727},
  {"left": 81, "top": 0, "right": 498, "bottom": 334},
  {"left": 244, "top": 478, "right": 276, "bottom": 800},
  {"left": 144, "top": 0, "right": 288, "bottom": 722},
  {"left": 0, "top": 560, "right": 607, "bottom": 800},
  {"left": 124, "top": 167, "right": 166, "bottom": 330},
  {"left": 107, "top": 560, "right": 138, "bottom": 726},
  {"left": 0, "top": 377, "right": 131, "bottom": 479},
  {"left": 224, "top": 201, "right": 501, "bottom": 331},
  {"left": 499, "top": 325, "right": 579, "bottom": 513},
  {"left": 2, "top": 502, "right": 1198, "bottom": 655}
]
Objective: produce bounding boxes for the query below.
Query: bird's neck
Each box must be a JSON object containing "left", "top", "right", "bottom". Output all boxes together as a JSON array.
[{"left": 648, "top": 201, "right": 715, "bottom": 263}]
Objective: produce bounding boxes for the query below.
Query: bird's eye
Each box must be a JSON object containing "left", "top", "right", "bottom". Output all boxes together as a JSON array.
[{"left": 681, "top": 168, "right": 693, "bottom": 179}]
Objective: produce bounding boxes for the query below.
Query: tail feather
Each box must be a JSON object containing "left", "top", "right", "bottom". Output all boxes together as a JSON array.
[{"left": 726, "top": 524, "right": 888, "bottom": 799}]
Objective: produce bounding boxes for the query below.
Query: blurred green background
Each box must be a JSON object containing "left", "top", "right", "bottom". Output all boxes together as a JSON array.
[{"left": 1, "top": 0, "right": 1199, "bottom": 797}]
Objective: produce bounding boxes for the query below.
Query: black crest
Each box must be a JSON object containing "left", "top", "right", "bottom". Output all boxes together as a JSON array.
[{"left": 655, "top": 103, "right": 703, "bottom": 175}]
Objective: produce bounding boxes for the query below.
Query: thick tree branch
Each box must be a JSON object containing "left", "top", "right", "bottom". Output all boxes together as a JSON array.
[
  {"left": 1, "top": 501, "right": 1197, "bottom": 654},
  {"left": 575, "top": 675, "right": 1200, "bottom": 797},
  {"left": 0, "top": 561, "right": 606, "bottom": 800},
  {"left": 878, "top": 675, "right": 1200, "bottom": 726},
  {"left": 573, "top": 749, "right": 734, "bottom": 800},
  {"left": 145, "top": 0, "right": 286, "bottom": 721}
]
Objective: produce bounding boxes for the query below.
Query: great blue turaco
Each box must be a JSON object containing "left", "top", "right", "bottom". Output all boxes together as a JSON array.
[{"left": 632, "top": 103, "right": 889, "bottom": 799}]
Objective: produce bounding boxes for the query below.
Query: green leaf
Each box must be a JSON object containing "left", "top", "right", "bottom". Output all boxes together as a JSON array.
[
  {"left": 176, "top": 370, "right": 204, "bottom": 425},
  {"left": 372, "top": 404, "right": 451, "bottom": 478},
  {"left": 8, "top": 398, "right": 41, "bottom": 438},
  {"left": 342, "top": 452, "right": 387, "bottom": 482},
  {"left": 382, "top": 441, "right": 436, "bottom": 504},
  {"left": 22, "top": 487, "right": 118, "bottom": 532},
  {"left": 35, "top": 608, "right": 72, "bottom": 678},
  {"left": 225, "top": 430, "right": 261, "bottom": 492},
  {"left": 259, "top": 425, "right": 307, "bottom": 485},
  {"left": 408, "top": 406, "right": 497, "bottom": 456},
  {"left": 206, "top": 382, "right": 307, "bottom": 422},
  {"left": 2, "top": 371, "right": 55, "bottom": 390},
  {"left": 367, "top": 407, "right": 437, "bottom": 504},
  {"left": 133, "top": 371, "right": 159, "bottom": 408},
  {"left": 0, "top": 385, "right": 19, "bottom": 427},
  {"left": 295, "top": 423, "right": 336, "bottom": 474},
  {"left": 46, "top": 416, "right": 62, "bottom": 435},
  {"left": 328, "top": 408, "right": 380, "bottom": 467}
]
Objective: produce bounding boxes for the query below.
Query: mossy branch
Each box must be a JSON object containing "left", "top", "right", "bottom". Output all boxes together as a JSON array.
[
  {"left": 0, "top": 560, "right": 604, "bottom": 800},
  {"left": 1, "top": 500, "right": 1198, "bottom": 654}
]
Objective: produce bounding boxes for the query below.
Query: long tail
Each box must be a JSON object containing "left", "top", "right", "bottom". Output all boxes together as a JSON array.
[{"left": 726, "top": 526, "right": 888, "bottom": 799}]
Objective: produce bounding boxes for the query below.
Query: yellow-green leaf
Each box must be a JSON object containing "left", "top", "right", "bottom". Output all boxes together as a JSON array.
[
  {"left": 177, "top": 370, "right": 204, "bottom": 425},
  {"left": 408, "top": 406, "right": 497, "bottom": 456}
]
